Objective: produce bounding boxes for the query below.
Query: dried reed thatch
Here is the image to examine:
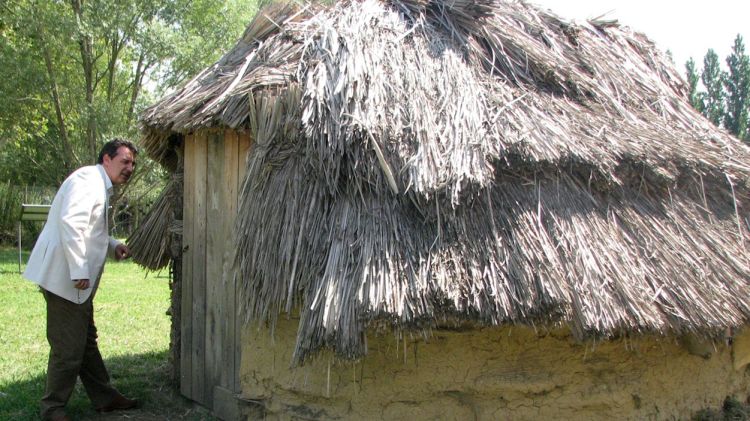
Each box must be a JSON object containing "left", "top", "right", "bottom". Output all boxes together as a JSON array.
[
  {"left": 128, "top": 172, "right": 183, "bottom": 270},
  {"left": 140, "top": 0, "right": 750, "bottom": 364}
]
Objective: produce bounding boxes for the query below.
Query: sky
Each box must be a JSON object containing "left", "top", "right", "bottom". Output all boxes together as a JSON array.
[{"left": 530, "top": 0, "right": 750, "bottom": 73}]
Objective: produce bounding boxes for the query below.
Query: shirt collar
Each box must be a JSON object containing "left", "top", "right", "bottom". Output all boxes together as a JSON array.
[{"left": 96, "top": 164, "right": 114, "bottom": 196}]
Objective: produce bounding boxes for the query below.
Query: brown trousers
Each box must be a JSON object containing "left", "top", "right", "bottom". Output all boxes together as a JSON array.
[{"left": 40, "top": 289, "right": 118, "bottom": 420}]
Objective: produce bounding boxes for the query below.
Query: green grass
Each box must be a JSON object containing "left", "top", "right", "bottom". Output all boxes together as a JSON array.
[
  {"left": 6, "top": 243, "right": 744, "bottom": 421},
  {"left": 0, "top": 247, "right": 216, "bottom": 420}
]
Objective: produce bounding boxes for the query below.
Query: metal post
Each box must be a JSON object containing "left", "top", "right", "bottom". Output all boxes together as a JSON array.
[{"left": 18, "top": 221, "right": 22, "bottom": 274}]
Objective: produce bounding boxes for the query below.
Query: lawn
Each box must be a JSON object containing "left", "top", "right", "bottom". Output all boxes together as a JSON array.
[
  {"left": 0, "top": 246, "right": 215, "bottom": 420},
  {"left": 2, "top": 246, "right": 743, "bottom": 421}
]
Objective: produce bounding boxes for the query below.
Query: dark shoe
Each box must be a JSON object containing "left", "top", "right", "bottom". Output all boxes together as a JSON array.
[{"left": 95, "top": 394, "right": 139, "bottom": 412}]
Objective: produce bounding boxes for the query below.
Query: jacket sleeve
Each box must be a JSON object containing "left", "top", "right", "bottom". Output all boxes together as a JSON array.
[
  {"left": 57, "top": 172, "right": 98, "bottom": 280},
  {"left": 109, "top": 236, "right": 121, "bottom": 257}
]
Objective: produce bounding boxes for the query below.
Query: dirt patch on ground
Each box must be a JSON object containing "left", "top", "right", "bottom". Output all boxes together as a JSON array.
[{"left": 70, "top": 386, "right": 216, "bottom": 421}]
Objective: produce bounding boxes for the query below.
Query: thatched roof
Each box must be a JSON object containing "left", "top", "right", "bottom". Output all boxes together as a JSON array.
[{"left": 140, "top": 0, "right": 750, "bottom": 364}]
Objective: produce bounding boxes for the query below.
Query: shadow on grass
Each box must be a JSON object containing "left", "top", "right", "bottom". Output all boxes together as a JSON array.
[{"left": 0, "top": 351, "right": 216, "bottom": 421}]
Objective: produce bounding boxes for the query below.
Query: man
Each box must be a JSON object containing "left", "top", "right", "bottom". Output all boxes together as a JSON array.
[{"left": 24, "top": 138, "right": 139, "bottom": 421}]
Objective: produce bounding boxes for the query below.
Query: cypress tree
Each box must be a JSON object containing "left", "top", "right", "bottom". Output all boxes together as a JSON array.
[
  {"left": 724, "top": 34, "right": 750, "bottom": 141},
  {"left": 701, "top": 49, "right": 725, "bottom": 127},
  {"left": 685, "top": 58, "right": 703, "bottom": 112}
]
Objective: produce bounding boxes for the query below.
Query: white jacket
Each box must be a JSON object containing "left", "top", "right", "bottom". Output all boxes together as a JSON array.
[{"left": 24, "top": 165, "right": 120, "bottom": 303}]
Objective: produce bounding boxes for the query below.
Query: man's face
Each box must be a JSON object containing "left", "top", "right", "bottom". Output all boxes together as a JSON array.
[{"left": 102, "top": 146, "right": 136, "bottom": 185}]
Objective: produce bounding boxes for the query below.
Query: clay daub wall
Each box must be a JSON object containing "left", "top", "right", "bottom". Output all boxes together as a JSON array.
[{"left": 240, "top": 319, "right": 750, "bottom": 420}]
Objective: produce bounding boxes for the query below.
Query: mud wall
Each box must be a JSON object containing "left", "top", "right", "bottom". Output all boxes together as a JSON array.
[{"left": 239, "top": 319, "right": 750, "bottom": 420}]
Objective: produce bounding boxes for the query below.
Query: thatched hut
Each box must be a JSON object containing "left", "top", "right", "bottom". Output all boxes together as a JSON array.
[{"left": 135, "top": 0, "right": 750, "bottom": 419}]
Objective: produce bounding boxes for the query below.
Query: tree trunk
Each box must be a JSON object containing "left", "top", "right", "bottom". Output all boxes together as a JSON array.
[
  {"left": 106, "top": 31, "right": 120, "bottom": 104},
  {"left": 41, "top": 41, "right": 75, "bottom": 173},
  {"left": 127, "top": 52, "right": 148, "bottom": 125},
  {"left": 70, "top": 0, "right": 98, "bottom": 162}
]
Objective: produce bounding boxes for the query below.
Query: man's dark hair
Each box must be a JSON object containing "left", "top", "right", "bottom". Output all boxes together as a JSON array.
[{"left": 97, "top": 138, "right": 138, "bottom": 164}]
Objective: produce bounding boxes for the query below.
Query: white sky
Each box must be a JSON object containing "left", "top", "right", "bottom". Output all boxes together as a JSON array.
[{"left": 530, "top": 0, "right": 750, "bottom": 73}]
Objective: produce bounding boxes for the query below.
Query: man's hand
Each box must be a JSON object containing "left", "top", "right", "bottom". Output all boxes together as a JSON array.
[
  {"left": 73, "top": 279, "right": 90, "bottom": 290},
  {"left": 115, "top": 244, "right": 131, "bottom": 261}
]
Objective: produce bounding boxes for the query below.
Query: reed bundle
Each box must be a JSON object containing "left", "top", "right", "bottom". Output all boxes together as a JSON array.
[{"left": 128, "top": 172, "right": 183, "bottom": 270}]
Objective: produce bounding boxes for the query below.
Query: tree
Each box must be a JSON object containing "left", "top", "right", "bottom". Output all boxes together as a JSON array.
[
  {"left": 0, "top": 0, "right": 258, "bottom": 185},
  {"left": 685, "top": 58, "right": 703, "bottom": 112},
  {"left": 724, "top": 34, "right": 750, "bottom": 141},
  {"left": 701, "top": 49, "right": 725, "bottom": 127},
  {"left": 0, "top": 0, "right": 259, "bottom": 238},
  {"left": 0, "top": 0, "right": 79, "bottom": 183}
]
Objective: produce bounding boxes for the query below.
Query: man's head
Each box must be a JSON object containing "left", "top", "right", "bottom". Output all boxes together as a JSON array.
[{"left": 98, "top": 138, "right": 138, "bottom": 185}]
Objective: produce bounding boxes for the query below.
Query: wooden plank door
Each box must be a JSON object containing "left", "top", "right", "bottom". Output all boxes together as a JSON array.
[{"left": 182, "top": 129, "right": 251, "bottom": 408}]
